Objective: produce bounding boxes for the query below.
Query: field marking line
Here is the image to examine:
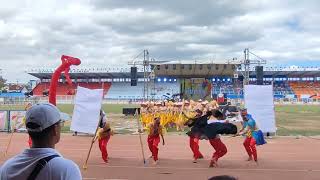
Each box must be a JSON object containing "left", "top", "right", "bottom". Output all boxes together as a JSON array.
[{"left": 86, "top": 164, "right": 320, "bottom": 172}]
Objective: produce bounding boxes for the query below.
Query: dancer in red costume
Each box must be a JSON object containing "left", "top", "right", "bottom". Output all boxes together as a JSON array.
[
  {"left": 184, "top": 109, "right": 208, "bottom": 163},
  {"left": 94, "top": 110, "right": 113, "bottom": 163},
  {"left": 146, "top": 117, "right": 165, "bottom": 165}
]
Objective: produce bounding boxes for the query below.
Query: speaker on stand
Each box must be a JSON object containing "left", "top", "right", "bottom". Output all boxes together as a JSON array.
[
  {"left": 256, "top": 66, "right": 264, "bottom": 85},
  {"left": 131, "top": 67, "right": 137, "bottom": 86}
]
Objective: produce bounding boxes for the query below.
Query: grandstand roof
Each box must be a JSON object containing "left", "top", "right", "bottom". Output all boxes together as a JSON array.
[
  {"left": 248, "top": 67, "right": 320, "bottom": 77},
  {"left": 254, "top": 70, "right": 320, "bottom": 77},
  {"left": 27, "top": 66, "right": 320, "bottom": 80},
  {"left": 28, "top": 71, "right": 146, "bottom": 79},
  {"left": 149, "top": 60, "right": 241, "bottom": 65}
]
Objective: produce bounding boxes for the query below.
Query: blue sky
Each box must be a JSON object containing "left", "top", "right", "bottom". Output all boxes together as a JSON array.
[{"left": 279, "top": 61, "right": 320, "bottom": 67}]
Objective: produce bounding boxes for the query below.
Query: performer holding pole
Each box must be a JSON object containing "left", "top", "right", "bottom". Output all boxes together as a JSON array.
[
  {"left": 146, "top": 117, "right": 165, "bottom": 165},
  {"left": 83, "top": 121, "right": 100, "bottom": 170},
  {"left": 93, "top": 110, "right": 113, "bottom": 163},
  {"left": 136, "top": 109, "right": 146, "bottom": 165},
  {"left": 83, "top": 110, "right": 107, "bottom": 169}
]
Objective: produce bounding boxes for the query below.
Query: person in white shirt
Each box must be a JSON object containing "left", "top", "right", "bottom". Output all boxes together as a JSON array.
[{"left": 0, "top": 103, "right": 82, "bottom": 180}]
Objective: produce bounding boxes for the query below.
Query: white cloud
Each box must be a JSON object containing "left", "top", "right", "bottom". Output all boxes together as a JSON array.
[{"left": 0, "top": 0, "right": 320, "bottom": 82}]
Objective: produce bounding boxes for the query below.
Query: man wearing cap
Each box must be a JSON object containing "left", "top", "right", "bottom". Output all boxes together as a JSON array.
[{"left": 0, "top": 103, "right": 82, "bottom": 180}]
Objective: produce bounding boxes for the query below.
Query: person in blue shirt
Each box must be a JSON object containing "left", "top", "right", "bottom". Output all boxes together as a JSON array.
[{"left": 238, "top": 108, "right": 259, "bottom": 163}]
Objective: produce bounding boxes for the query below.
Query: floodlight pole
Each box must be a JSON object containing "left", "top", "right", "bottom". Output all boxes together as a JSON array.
[
  {"left": 242, "top": 48, "right": 267, "bottom": 87},
  {"left": 244, "top": 48, "right": 250, "bottom": 86},
  {"left": 143, "top": 50, "right": 149, "bottom": 101},
  {"left": 149, "top": 59, "right": 157, "bottom": 101},
  {"left": 128, "top": 49, "right": 151, "bottom": 101}
]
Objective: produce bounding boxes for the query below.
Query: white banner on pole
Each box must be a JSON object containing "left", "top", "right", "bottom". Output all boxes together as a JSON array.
[
  {"left": 70, "top": 86, "right": 103, "bottom": 134},
  {"left": 244, "top": 85, "right": 276, "bottom": 133}
]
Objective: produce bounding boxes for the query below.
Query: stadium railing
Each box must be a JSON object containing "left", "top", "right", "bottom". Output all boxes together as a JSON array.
[{"left": 1, "top": 95, "right": 320, "bottom": 105}]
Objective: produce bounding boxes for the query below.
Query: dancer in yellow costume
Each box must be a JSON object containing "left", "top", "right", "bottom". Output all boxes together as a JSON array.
[
  {"left": 140, "top": 102, "right": 148, "bottom": 127},
  {"left": 140, "top": 101, "right": 154, "bottom": 127}
]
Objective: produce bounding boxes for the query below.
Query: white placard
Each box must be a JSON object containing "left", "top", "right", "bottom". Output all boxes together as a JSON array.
[
  {"left": 0, "top": 111, "right": 7, "bottom": 130},
  {"left": 10, "top": 111, "right": 27, "bottom": 132},
  {"left": 244, "top": 85, "right": 276, "bottom": 133},
  {"left": 70, "top": 86, "right": 103, "bottom": 134}
]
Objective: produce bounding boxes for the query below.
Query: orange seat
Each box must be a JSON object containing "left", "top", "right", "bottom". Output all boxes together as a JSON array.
[{"left": 32, "top": 82, "right": 112, "bottom": 96}]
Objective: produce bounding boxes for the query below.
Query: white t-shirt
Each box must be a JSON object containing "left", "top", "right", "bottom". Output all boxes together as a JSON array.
[
  {"left": 207, "top": 119, "right": 226, "bottom": 124},
  {"left": 0, "top": 148, "right": 82, "bottom": 180}
]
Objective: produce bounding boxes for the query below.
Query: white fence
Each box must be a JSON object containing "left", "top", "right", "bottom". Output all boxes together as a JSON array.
[
  {"left": 0, "top": 96, "right": 141, "bottom": 105},
  {"left": 1, "top": 95, "right": 320, "bottom": 105}
]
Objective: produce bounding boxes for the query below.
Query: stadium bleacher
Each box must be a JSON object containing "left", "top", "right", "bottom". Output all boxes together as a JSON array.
[
  {"left": 105, "top": 82, "right": 180, "bottom": 100},
  {"left": 273, "top": 81, "right": 295, "bottom": 98},
  {"left": 29, "top": 79, "right": 320, "bottom": 100},
  {"left": 289, "top": 82, "right": 320, "bottom": 99},
  {"left": 211, "top": 81, "right": 299, "bottom": 99},
  {"left": 105, "top": 82, "right": 144, "bottom": 100},
  {"left": 212, "top": 81, "right": 237, "bottom": 95},
  {"left": 26, "top": 64, "right": 320, "bottom": 101},
  {"left": 32, "top": 82, "right": 111, "bottom": 96}
]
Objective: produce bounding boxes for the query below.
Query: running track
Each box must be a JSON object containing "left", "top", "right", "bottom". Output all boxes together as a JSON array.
[{"left": 1, "top": 133, "right": 320, "bottom": 180}]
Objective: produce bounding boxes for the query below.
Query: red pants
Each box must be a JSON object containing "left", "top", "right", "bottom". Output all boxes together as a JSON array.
[
  {"left": 209, "top": 138, "right": 227, "bottom": 162},
  {"left": 98, "top": 135, "right": 110, "bottom": 162},
  {"left": 147, "top": 135, "right": 160, "bottom": 161},
  {"left": 28, "top": 136, "right": 32, "bottom": 147},
  {"left": 189, "top": 136, "right": 203, "bottom": 159},
  {"left": 243, "top": 137, "right": 257, "bottom": 161}
]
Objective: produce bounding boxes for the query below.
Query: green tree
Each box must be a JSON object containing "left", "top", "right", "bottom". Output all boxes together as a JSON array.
[{"left": 0, "top": 76, "right": 7, "bottom": 90}]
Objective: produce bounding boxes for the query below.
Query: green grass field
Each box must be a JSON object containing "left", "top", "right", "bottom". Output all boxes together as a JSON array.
[
  {"left": 1, "top": 104, "right": 319, "bottom": 136},
  {"left": 0, "top": 104, "right": 139, "bottom": 114},
  {"left": 275, "top": 105, "right": 320, "bottom": 136}
]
